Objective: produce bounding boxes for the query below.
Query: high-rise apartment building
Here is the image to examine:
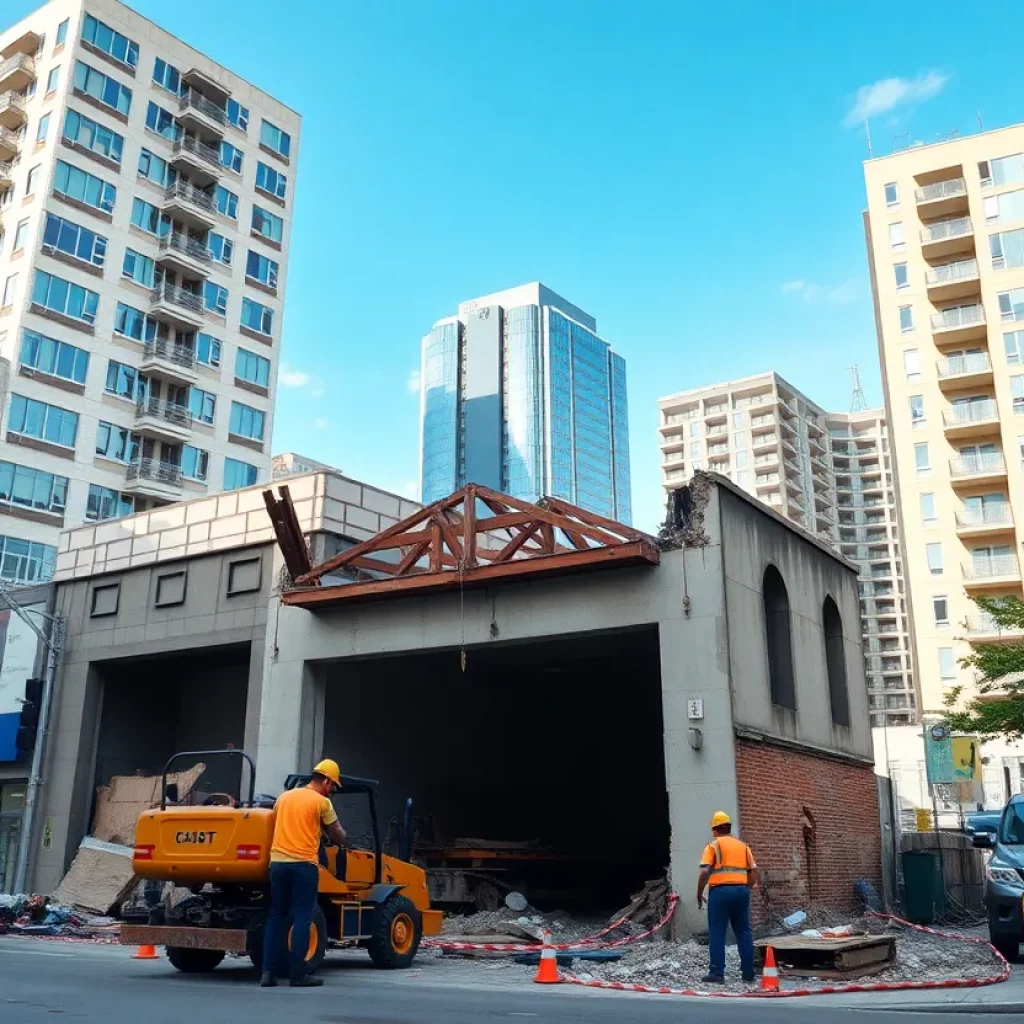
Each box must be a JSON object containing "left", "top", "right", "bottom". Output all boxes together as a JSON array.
[
  {"left": 659, "top": 373, "right": 915, "bottom": 727},
  {"left": 0, "top": 0, "right": 299, "bottom": 584},
  {"left": 420, "top": 282, "right": 631, "bottom": 523},
  {"left": 864, "top": 125, "right": 1024, "bottom": 717}
]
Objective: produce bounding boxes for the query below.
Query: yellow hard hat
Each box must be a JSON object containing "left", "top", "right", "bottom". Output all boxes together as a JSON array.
[
  {"left": 313, "top": 758, "right": 341, "bottom": 786},
  {"left": 710, "top": 811, "right": 731, "bottom": 829}
]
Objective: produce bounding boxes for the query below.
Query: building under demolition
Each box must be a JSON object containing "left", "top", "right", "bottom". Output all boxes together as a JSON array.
[{"left": 29, "top": 471, "right": 881, "bottom": 933}]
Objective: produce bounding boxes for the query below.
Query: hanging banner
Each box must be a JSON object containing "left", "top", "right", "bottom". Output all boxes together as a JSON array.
[
  {"left": 924, "top": 724, "right": 955, "bottom": 785},
  {"left": 0, "top": 603, "right": 45, "bottom": 762}
]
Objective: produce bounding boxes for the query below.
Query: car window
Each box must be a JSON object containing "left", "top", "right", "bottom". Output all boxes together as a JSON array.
[{"left": 1002, "top": 804, "right": 1024, "bottom": 844}]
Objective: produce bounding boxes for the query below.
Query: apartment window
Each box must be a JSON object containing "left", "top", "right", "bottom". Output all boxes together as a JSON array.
[
  {"left": 229, "top": 401, "right": 265, "bottom": 441},
  {"left": 42, "top": 212, "right": 107, "bottom": 267},
  {"left": 920, "top": 492, "right": 937, "bottom": 526},
  {"left": 259, "top": 119, "right": 291, "bottom": 159},
  {"left": 13, "top": 218, "right": 29, "bottom": 251},
  {"left": 56, "top": 19, "right": 69, "bottom": 47},
  {"left": 31, "top": 271, "right": 99, "bottom": 324},
  {"left": 255, "top": 161, "right": 287, "bottom": 200},
  {"left": 998, "top": 287, "right": 1024, "bottom": 322},
  {"left": 0, "top": 460, "right": 68, "bottom": 516},
  {"left": 734, "top": 429, "right": 748, "bottom": 448},
  {"left": 62, "top": 109, "right": 123, "bottom": 164},
  {"left": 53, "top": 160, "right": 116, "bottom": 213},
  {"left": 235, "top": 347, "right": 270, "bottom": 388},
  {"left": 196, "top": 333, "right": 221, "bottom": 368},
  {"left": 245, "top": 250, "right": 278, "bottom": 288},
  {"left": 208, "top": 232, "right": 233, "bottom": 266},
  {"left": 933, "top": 596, "right": 949, "bottom": 627},
  {"left": 909, "top": 394, "right": 925, "bottom": 426},
  {"left": 981, "top": 153, "right": 1024, "bottom": 189},
  {"left": 689, "top": 421, "right": 700, "bottom": 438},
  {"left": 189, "top": 386, "right": 216, "bottom": 424},
  {"left": 889, "top": 222, "right": 905, "bottom": 251},
  {"left": 152, "top": 57, "right": 181, "bottom": 95},
  {"left": 0, "top": 536, "right": 55, "bottom": 584},
  {"left": 2, "top": 275, "right": 16, "bottom": 307},
  {"left": 894, "top": 262, "right": 908, "bottom": 289},
  {"left": 122, "top": 248, "right": 155, "bottom": 287},
  {"left": 20, "top": 329, "right": 88, "bottom": 384},
  {"left": 914, "top": 442, "right": 930, "bottom": 472},
  {"left": 8, "top": 394, "right": 78, "bottom": 448},
  {"left": 938, "top": 647, "right": 957, "bottom": 681},
  {"left": 251, "top": 205, "right": 283, "bottom": 243},
  {"left": 81, "top": 14, "right": 139, "bottom": 68},
  {"left": 85, "top": 484, "right": 134, "bottom": 522},
  {"left": 903, "top": 348, "right": 920, "bottom": 381},
  {"left": 763, "top": 565, "right": 796, "bottom": 710},
  {"left": 1012, "top": 375, "right": 1024, "bottom": 414},
  {"left": 926, "top": 542, "right": 943, "bottom": 576},
  {"left": 203, "top": 281, "right": 228, "bottom": 316},
  {"left": 145, "top": 101, "right": 178, "bottom": 142},
  {"left": 115, "top": 302, "right": 158, "bottom": 342},
  {"left": 131, "top": 197, "right": 170, "bottom": 236},
  {"left": 1005, "top": 330, "right": 1024, "bottom": 366},
  {"left": 95, "top": 421, "right": 139, "bottom": 463},
  {"left": 737, "top": 469, "right": 749, "bottom": 487},
  {"left": 884, "top": 182, "right": 899, "bottom": 206},
  {"left": 181, "top": 444, "right": 208, "bottom": 482},
  {"left": 735, "top": 450, "right": 748, "bottom": 469},
  {"left": 73, "top": 61, "right": 132, "bottom": 116},
  {"left": 104, "top": 359, "right": 144, "bottom": 401},
  {"left": 899, "top": 305, "right": 914, "bottom": 333},
  {"left": 36, "top": 113, "right": 50, "bottom": 143},
  {"left": 137, "top": 148, "right": 175, "bottom": 187},
  {"left": 25, "top": 165, "right": 40, "bottom": 196},
  {"left": 224, "top": 457, "right": 258, "bottom": 491},
  {"left": 990, "top": 228, "right": 1024, "bottom": 271},
  {"left": 220, "top": 141, "right": 243, "bottom": 174},
  {"left": 241, "top": 297, "right": 274, "bottom": 336},
  {"left": 214, "top": 185, "right": 238, "bottom": 220},
  {"left": 690, "top": 441, "right": 701, "bottom": 458},
  {"left": 226, "top": 98, "right": 249, "bottom": 133}
]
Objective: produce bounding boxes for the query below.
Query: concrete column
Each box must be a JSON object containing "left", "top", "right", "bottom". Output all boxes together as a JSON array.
[{"left": 243, "top": 635, "right": 265, "bottom": 756}]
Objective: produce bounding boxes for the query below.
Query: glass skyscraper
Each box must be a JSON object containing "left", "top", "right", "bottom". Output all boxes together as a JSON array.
[{"left": 420, "top": 283, "right": 631, "bottom": 524}]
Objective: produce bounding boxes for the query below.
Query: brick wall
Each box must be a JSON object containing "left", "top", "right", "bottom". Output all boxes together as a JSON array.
[{"left": 735, "top": 738, "right": 881, "bottom": 924}]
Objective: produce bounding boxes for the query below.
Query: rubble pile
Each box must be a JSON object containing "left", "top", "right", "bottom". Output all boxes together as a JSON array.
[{"left": 0, "top": 894, "right": 118, "bottom": 940}]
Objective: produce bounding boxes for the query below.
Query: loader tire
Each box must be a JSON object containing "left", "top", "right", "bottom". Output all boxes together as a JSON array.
[
  {"left": 367, "top": 894, "right": 422, "bottom": 969},
  {"left": 248, "top": 905, "right": 328, "bottom": 976},
  {"left": 166, "top": 947, "right": 225, "bottom": 973}
]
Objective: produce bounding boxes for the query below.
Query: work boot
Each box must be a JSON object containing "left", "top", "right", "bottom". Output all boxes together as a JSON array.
[
  {"left": 702, "top": 974, "right": 725, "bottom": 985},
  {"left": 260, "top": 972, "right": 278, "bottom": 987},
  {"left": 289, "top": 975, "right": 324, "bottom": 988}
]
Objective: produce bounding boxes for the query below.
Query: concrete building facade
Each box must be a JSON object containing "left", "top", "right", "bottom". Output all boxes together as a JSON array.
[
  {"left": 864, "top": 125, "right": 1024, "bottom": 716},
  {"left": 420, "top": 282, "right": 631, "bottom": 523},
  {"left": 0, "top": 0, "right": 300, "bottom": 587}
]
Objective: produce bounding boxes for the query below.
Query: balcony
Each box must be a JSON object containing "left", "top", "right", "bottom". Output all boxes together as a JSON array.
[
  {"left": 169, "top": 135, "right": 222, "bottom": 188},
  {"left": 0, "top": 125, "right": 17, "bottom": 161},
  {"left": 962, "top": 554, "right": 1021, "bottom": 589},
  {"left": 162, "top": 181, "right": 217, "bottom": 230},
  {"left": 150, "top": 282, "right": 205, "bottom": 329},
  {"left": 936, "top": 351, "right": 992, "bottom": 390},
  {"left": 926, "top": 258, "right": 980, "bottom": 302},
  {"left": 752, "top": 432, "right": 778, "bottom": 453},
  {"left": 0, "top": 53, "right": 34, "bottom": 93},
  {"left": 915, "top": 176, "right": 969, "bottom": 217},
  {"left": 134, "top": 397, "right": 193, "bottom": 443},
  {"left": 956, "top": 503, "right": 1014, "bottom": 537},
  {"left": 0, "top": 160, "right": 11, "bottom": 190},
  {"left": 943, "top": 400, "right": 1000, "bottom": 438},
  {"left": 155, "top": 232, "right": 212, "bottom": 281},
  {"left": 140, "top": 339, "right": 198, "bottom": 386},
  {"left": 704, "top": 404, "right": 728, "bottom": 422},
  {"left": 0, "top": 91, "right": 26, "bottom": 131},
  {"left": 662, "top": 451, "right": 685, "bottom": 471},
  {"left": 949, "top": 451, "right": 1007, "bottom": 484},
  {"left": 177, "top": 88, "right": 226, "bottom": 139},
  {"left": 753, "top": 451, "right": 778, "bottom": 468},
  {"left": 931, "top": 304, "right": 986, "bottom": 344},
  {"left": 919, "top": 216, "right": 974, "bottom": 257},
  {"left": 661, "top": 434, "right": 685, "bottom": 452},
  {"left": 124, "top": 458, "right": 184, "bottom": 501},
  {"left": 965, "top": 614, "right": 1024, "bottom": 643}
]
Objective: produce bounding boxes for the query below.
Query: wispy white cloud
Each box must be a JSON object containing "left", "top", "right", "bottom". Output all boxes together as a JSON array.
[
  {"left": 781, "top": 279, "right": 860, "bottom": 305},
  {"left": 844, "top": 72, "right": 949, "bottom": 126},
  {"left": 314, "top": 417, "right": 329, "bottom": 431},
  {"left": 407, "top": 369, "right": 422, "bottom": 395},
  {"left": 279, "top": 362, "right": 324, "bottom": 398}
]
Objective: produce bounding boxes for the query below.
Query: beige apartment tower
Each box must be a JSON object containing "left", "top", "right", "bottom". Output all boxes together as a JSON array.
[
  {"left": 659, "top": 373, "right": 915, "bottom": 726},
  {"left": 0, "top": 0, "right": 300, "bottom": 584},
  {"left": 864, "top": 125, "right": 1024, "bottom": 718}
]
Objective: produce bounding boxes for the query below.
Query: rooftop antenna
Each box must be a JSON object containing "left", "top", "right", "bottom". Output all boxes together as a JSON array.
[
  {"left": 977, "top": 110, "right": 983, "bottom": 132},
  {"left": 864, "top": 119, "right": 873, "bottom": 158},
  {"left": 849, "top": 364, "right": 868, "bottom": 412}
]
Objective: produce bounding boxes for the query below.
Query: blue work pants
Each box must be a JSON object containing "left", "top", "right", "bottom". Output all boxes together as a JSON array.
[
  {"left": 707, "top": 883, "right": 754, "bottom": 979},
  {"left": 263, "top": 861, "right": 319, "bottom": 980}
]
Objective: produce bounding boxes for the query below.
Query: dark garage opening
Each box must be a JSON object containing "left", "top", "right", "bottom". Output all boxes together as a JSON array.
[
  {"left": 93, "top": 644, "right": 251, "bottom": 807},
  {"left": 321, "top": 626, "right": 669, "bottom": 913}
]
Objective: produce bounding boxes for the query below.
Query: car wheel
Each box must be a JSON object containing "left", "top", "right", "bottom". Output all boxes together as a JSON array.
[{"left": 991, "top": 934, "right": 1020, "bottom": 964}]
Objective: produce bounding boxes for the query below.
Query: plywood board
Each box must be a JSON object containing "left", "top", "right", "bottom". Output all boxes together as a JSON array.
[
  {"left": 91, "top": 763, "right": 205, "bottom": 844},
  {"left": 52, "top": 838, "right": 136, "bottom": 914}
]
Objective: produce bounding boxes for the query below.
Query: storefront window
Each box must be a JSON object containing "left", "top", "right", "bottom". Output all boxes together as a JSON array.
[{"left": 0, "top": 782, "right": 26, "bottom": 893}]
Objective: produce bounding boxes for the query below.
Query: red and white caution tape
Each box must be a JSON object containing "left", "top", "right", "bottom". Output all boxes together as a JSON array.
[{"left": 561, "top": 910, "right": 1011, "bottom": 999}]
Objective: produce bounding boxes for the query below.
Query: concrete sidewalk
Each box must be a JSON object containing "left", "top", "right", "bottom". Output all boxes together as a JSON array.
[{"left": 783, "top": 974, "right": 1023, "bottom": 1013}]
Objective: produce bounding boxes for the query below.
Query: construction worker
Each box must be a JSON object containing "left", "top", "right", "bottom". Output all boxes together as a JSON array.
[
  {"left": 260, "top": 759, "right": 347, "bottom": 988},
  {"left": 696, "top": 810, "right": 758, "bottom": 985}
]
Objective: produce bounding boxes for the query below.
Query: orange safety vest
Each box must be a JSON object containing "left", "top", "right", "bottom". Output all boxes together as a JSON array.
[{"left": 701, "top": 835, "right": 756, "bottom": 887}]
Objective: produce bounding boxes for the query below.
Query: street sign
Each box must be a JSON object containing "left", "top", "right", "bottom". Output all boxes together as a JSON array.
[{"left": 924, "top": 725, "right": 955, "bottom": 785}]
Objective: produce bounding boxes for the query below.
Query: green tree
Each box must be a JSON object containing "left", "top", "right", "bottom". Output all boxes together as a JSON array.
[{"left": 944, "top": 596, "right": 1024, "bottom": 739}]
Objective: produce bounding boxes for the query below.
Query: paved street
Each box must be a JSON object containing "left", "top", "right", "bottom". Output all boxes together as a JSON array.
[{"left": 1, "top": 939, "right": 1019, "bottom": 1022}]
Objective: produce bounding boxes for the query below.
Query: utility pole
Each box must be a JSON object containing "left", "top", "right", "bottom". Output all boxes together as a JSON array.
[
  {"left": 849, "top": 363, "right": 868, "bottom": 412},
  {"left": 7, "top": 586, "right": 64, "bottom": 896}
]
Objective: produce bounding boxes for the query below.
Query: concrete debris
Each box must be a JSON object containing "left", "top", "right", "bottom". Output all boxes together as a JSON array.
[
  {"left": 0, "top": 893, "right": 118, "bottom": 939},
  {"left": 505, "top": 891, "right": 528, "bottom": 912}
]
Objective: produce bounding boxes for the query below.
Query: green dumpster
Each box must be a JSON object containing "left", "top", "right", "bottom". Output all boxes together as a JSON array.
[{"left": 902, "top": 850, "right": 947, "bottom": 924}]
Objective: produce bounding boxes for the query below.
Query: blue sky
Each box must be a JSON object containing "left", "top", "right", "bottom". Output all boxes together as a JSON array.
[{"left": 12, "top": 0, "right": 1024, "bottom": 530}]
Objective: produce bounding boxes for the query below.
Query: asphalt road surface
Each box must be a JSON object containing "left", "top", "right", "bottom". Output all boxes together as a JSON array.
[{"left": 0, "top": 939, "right": 1005, "bottom": 1022}]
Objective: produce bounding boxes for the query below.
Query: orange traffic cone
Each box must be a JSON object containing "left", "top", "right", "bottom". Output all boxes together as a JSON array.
[
  {"left": 761, "top": 946, "right": 780, "bottom": 992},
  {"left": 533, "top": 929, "right": 561, "bottom": 985},
  {"left": 132, "top": 944, "right": 159, "bottom": 960}
]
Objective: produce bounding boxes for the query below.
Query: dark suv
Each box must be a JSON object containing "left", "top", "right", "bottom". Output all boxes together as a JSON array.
[{"left": 978, "top": 795, "right": 1024, "bottom": 962}]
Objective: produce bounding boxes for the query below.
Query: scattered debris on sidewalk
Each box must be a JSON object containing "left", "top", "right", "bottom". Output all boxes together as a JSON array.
[{"left": 0, "top": 893, "right": 118, "bottom": 940}]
